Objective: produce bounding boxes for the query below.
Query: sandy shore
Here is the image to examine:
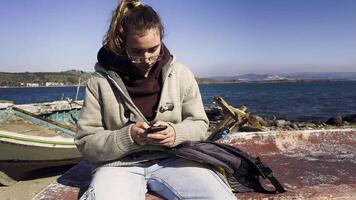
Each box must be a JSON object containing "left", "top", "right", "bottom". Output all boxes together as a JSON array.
[{"left": 0, "top": 166, "right": 73, "bottom": 200}]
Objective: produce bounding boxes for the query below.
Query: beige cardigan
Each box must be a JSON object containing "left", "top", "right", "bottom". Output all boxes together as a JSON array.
[{"left": 75, "top": 55, "right": 209, "bottom": 167}]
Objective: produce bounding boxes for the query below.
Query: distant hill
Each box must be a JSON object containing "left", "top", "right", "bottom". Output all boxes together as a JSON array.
[
  {"left": 195, "top": 78, "right": 241, "bottom": 84},
  {"left": 2, "top": 71, "right": 355, "bottom": 87},
  {"left": 208, "top": 72, "right": 356, "bottom": 82},
  {"left": 0, "top": 70, "right": 91, "bottom": 87},
  {"left": 279, "top": 72, "right": 356, "bottom": 80},
  {"left": 0, "top": 70, "right": 237, "bottom": 86},
  {"left": 209, "top": 73, "right": 282, "bottom": 81}
]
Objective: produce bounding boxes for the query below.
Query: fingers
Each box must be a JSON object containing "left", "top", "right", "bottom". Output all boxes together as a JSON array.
[
  {"left": 146, "top": 124, "right": 171, "bottom": 139},
  {"left": 146, "top": 123, "right": 175, "bottom": 147},
  {"left": 136, "top": 122, "right": 150, "bottom": 129},
  {"left": 131, "top": 121, "right": 175, "bottom": 147},
  {"left": 130, "top": 122, "right": 150, "bottom": 145},
  {"left": 146, "top": 131, "right": 169, "bottom": 140},
  {"left": 148, "top": 137, "right": 174, "bottom": 145}
]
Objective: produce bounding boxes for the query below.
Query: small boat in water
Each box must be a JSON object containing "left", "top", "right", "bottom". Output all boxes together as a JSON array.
[{"left": 0, "top": 101, "right": 82, "bottom": 186}]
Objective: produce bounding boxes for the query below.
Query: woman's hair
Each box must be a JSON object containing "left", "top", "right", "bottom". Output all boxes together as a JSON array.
[{"left": 103, "top": 0, "right": 164, "bottom": 55}]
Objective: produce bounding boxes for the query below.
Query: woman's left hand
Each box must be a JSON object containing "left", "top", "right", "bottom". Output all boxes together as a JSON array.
[{"left": 146, "top": 121, "right": 175, "bottom": 147}]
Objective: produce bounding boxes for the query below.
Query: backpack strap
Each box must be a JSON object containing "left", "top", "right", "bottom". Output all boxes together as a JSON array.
[
  {"left": 253, "top": 157, "right": 286, "bottom": 194},
  {"left": 203, "top": 141, "right": 286, "bottom": 194}
]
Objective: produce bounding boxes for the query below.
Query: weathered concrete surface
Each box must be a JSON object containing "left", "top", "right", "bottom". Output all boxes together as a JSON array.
[{"left": 33, "top": 129, "right": 356, "bottom": 200}]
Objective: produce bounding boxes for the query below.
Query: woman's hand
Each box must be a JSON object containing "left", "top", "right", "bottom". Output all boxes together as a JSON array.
[
  {"left": 130, "top": 122, "right": 150, "bottom": 145},
  {"left": 146, "top": 121, "right": 176, "bottom": 147}
]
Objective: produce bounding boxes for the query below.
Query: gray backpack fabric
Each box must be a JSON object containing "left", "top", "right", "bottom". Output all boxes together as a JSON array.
[{"left": 168, "top": 141, "right": 286, "bottom": 194}]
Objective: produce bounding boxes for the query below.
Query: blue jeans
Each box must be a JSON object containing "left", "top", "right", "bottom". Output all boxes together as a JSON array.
[{"left": 80, "top": 157, "right": 236, "bottom": 200}]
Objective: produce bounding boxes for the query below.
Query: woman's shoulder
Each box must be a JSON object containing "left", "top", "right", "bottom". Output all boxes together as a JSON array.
[
  {"left": 170, "top": 56, "right": 195, "bottom": 79},
  {"left": 85, "top": 63, "right": 110, "bottom": 90},
  {"left": 88, "top": 63, "right": 108, "bottom": 79}
]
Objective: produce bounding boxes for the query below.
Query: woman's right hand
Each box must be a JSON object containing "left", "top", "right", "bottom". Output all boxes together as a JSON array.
[{"left": 130, "top": 122, "right": 150, "bottom": 145}]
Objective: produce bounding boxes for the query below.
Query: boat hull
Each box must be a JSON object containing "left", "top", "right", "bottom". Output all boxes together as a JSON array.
[
  {"left": 0, "top": 131, "right": 81, "bottom": 161},
  {"left": 0, "top": 131, "right": 82, "bottom": 185}
]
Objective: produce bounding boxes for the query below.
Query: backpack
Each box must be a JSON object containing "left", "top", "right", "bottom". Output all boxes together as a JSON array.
[{"left": 168, "top": 140, "right": 286, "bottom": 194}]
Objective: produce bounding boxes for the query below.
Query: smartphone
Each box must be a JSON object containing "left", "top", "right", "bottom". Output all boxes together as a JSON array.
[{"left": 145, "top": 125, "right": 168, "bottom": 133}]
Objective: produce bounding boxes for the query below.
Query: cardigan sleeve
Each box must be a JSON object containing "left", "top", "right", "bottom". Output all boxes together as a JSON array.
[{"left": 74, "top": 78, "right": 141, "bottom": 164}]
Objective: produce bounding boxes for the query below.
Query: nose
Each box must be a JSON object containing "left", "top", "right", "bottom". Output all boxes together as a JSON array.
[
  {"left": 144, "top": 51, "right": 150, "bottom": 58},
  {"left": 143, "top": 52, "right": 153, "bottom": 63}
]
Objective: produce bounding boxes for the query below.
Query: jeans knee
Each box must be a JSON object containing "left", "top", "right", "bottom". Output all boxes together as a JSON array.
[{"left": 87, "top": 167, "right": 146, "bottom": 200}]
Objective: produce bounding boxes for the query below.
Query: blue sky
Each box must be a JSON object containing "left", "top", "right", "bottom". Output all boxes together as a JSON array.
[{"left": 0, "top": 0, "right": 355, "bottom": 77}]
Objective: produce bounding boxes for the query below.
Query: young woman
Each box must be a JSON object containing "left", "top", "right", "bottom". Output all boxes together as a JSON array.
[{"left": 75, "top": 0, "right": 236, "bottom": 199}]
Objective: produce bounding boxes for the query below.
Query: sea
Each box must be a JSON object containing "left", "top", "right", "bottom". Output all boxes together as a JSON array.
[{"left": 1, "top": 81, "right": 355, "bottom": 122}]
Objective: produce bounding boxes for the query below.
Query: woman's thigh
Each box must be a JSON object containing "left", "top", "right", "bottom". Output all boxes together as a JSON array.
[
  {"left": 147, "top": 158, "right": 236, "bottom": 200},
  {"left": 81, "top": 166, "right": 146, "bottom": 200}
]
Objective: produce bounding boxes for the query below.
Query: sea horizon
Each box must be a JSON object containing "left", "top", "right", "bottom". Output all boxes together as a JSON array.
[{"left": 1, "top": 81, "right": 355, "bottom": 122}]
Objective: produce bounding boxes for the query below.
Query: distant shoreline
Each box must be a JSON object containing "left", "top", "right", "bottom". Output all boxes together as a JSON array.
[{"left": 197, "top": 79, "right": 356, "bottom": 84}]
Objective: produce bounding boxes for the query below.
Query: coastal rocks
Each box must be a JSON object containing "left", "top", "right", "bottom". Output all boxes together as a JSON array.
[
  {"left": 326, "top": 116, "right": 344, "bottom": 126},
  {"left": 324, "top": 114, "right": 356, "bottom": 126},
  {"left": 205, "top": 106, "right": 224, "bottom": 121},
  {"left": 343, "top": 114, "right": 356, "bottom": 123},
  {"left": 263, "top": 115, "right": 277, "bottom": 126},
  {"left": 238, "top": 126, "right": 262, "bottom": 132},
  {"left": 263, "top": 120, "right": 328, "bottom": 131},
  {"left": 205, "top": 105, "right": 356, "bottom": 133},
  {"left": 255, "top": 115, "right": 267, "bottom": 126},
  {"left": 290, "top": 123, "right": 299, "bottom": 129},
  {"left": 275, "top": 119, "right": 290, "bottom": 127}
]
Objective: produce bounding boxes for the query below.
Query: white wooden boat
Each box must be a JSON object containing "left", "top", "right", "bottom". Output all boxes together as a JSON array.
[{"left": 0, "top": 102, "right": 82, "bottom": 186}]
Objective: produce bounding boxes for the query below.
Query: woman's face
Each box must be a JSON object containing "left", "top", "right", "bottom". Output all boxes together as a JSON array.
[{"left": 125, "top": 28, "right": 162, "bottom": 77}]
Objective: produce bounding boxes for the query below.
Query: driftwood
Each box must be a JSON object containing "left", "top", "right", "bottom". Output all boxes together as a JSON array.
[{"left": 208, "top": 96, "right": 264, "bottom": 141}]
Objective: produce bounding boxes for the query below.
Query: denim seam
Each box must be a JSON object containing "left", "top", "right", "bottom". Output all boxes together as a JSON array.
[
  {"left": 140, "top": 175, "right": 147, "bottom": 199},
  {"left": 149, "top": 177, "right": 183, "bottom": 200}
]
